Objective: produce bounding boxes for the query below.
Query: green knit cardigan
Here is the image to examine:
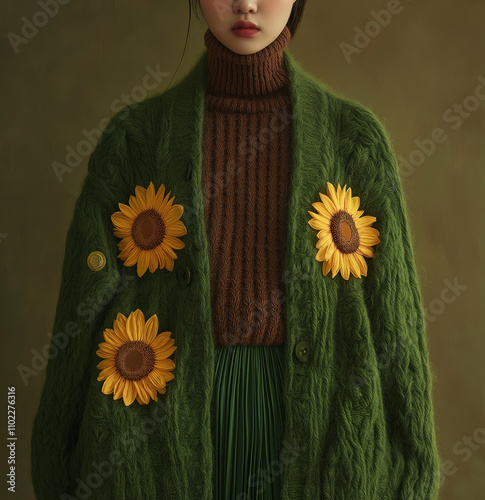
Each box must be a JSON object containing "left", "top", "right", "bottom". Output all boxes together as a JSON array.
[{"left": 30, "top": 47, "right": 442, "bottom": 499}]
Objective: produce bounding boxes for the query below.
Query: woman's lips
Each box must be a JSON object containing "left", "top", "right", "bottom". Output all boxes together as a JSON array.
[
  {"left": 232, "top": 27, "right": 260, "bottom": 37},
  {"left": 232, "top": 21, "right": 258, "bottom": 29}
]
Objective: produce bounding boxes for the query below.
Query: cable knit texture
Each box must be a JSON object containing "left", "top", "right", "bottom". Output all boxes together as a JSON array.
[
  {"left": 202, "top": 26, "right": 292, "bottom": 345},
  {"left": 30, "top": 40, "right": 442, "bottom": 499}
]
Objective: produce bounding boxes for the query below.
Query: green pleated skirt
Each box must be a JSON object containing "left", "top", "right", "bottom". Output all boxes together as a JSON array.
[{"left": 211, "top": 344, "right": 286, "bottom": 500}]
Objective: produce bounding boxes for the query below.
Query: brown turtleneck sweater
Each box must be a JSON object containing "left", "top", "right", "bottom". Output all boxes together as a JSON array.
[{"left": 201, "top": 26, "right": 293, "bottom": 346}]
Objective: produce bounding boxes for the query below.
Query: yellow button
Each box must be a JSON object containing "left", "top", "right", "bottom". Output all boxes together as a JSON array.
[{"left": 87, "top": 251, "right": 106, "bottom": 271}]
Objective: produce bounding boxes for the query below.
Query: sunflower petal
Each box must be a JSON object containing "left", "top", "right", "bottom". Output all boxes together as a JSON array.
[
  {"left": 148, "top": 251, "right": 158, "bottom": 273},
  {"left": 134, "top": 185, "right": 147, "bottom": 205},
  {"left": 124, "top": 246, "right": 142, "bottom": 267},
  {"left": 155, "top": 358, "right": 176, "bottom": 370},
  {"left": 103, "top": 328, "right": 124, "bottom": 347},
  {"left": 319, "top": 194, "right": 338, "bottom": 214},
  {"left": 125, "top": 311, "right": 138, "bottom": 341},
  {"left": 331, "top": 251, "right": 340, "bottom": 278},
  {"left": 326, "top": 182, "right": 339, "bottom": 206},
  {"left": 145, "top": 314, "right": 159, "bottom": 344},
  {"left": 102, "top": 372, "right": 118, "bottom": 395},
  {"left": 165, "top": 257, "right": 175, "bottom": 272},
  {"left": 97, "top": 358, "right": 116, "bottom": 371},
  {"left": 113, "top": 377, "right": 125, "bottom": 400},
  {"left": 118, "top": 203, "right": 138, "bottom": 219},
  {"left": 341, "top": 258, "right": 350, "bottom": 280},
  {"left": 347, "top": 253, "right": 361, "bottom": 278},
  {"left": 111, "top": 211, "right": 133, "bottom": 229},
  {"left": 164, "top": 221, "right": 187, "bottom": 237},
  {"left": 146, "top": 182, "right": 156, "bottom": 207},
  {"left": 343, "top": 186, "right": 352, "bottom": 212},
  {"left": 129, "top": 194, "right": 144, "bottom": 213},
  {"left": 149, "top": 370, "right": 167, "bottom": 390},
  {"left": 96, "top": 346, "right": 117, "bottom": 359},
  {"left": 151, "top": 332, "right": 171, "bottom": 350},
  {"left": 336, "top": 184, "right": 344, "bottom": 207},
  {"left": 164, "top": 235, "right": 186, "bottom": 250},
  {"left": 358, "top": 245, "right": 375, "bottom": 258},
  {"left": 154, "top": 184, "right": 167, "bottom": 211},
  {"left": 123, "top": 381, "right": 137, "bottom": 406},
  {"left": 322, "top": 259, "right": 332, "bottom": 276},
  {"left": 137, "top": 251, "right": 150, "bottom": 277},
  {"left": 355, "top": 215, "right": 377, "bottom": 228},
  {"left": 164, "top": 204, "right": 184, "bottom": 224}
]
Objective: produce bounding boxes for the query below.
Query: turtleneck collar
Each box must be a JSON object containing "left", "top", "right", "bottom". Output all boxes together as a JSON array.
[{"left": 203, "top": 25, "right": 292, "bottom": 113}]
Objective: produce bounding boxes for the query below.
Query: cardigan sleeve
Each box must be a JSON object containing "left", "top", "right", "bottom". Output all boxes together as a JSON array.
[
  {"left": 30, "top": 119, "right": 128, "bottom": 499},
  {"left": 355, "top": 110, "right": 443, "bottom": 499}
]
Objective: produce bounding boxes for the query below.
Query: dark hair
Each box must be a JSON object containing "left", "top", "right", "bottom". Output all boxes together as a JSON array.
[{"left": 164, "top": 0, "right": 307, "bottom": 92}]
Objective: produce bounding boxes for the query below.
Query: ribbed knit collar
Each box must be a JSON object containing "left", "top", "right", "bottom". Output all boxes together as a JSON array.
[{"left": 203, "top": 25, "right": 292, "bottom": 113}]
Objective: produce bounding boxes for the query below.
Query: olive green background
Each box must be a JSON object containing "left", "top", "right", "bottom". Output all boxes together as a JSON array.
[{"left": 1, "top": 1, "right": 484, "bottom": 498}]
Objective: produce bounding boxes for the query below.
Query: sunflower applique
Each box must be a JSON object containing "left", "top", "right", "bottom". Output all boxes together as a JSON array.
[
  {"left": 308, "top": 182, "right": 380, "bottom": 280},
  {"left": 111, "top": 181, "right": 187, "bottom": 277},
  {"left": 96, "top": 309, "right": 177, "bottom": 406}
]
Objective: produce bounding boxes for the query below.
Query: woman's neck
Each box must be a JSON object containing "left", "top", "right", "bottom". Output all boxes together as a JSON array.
[{"left": 203, "top": 26, "right": 292, "bottom": 112}]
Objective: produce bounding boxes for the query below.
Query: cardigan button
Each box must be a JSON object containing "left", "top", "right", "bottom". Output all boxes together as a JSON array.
[
  {"left": 87, "top": 251, "right": 106, "bottom": 271},
  {"left": 294, "top": 341, "right": 312, "bottom": 363},
  {"left": 176, "top": 265, "right": 192, "bottom": 287}
]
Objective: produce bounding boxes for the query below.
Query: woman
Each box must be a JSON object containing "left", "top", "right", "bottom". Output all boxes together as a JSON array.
[{"left": 30, "top": 1, "right": 442, "bottom": 499}]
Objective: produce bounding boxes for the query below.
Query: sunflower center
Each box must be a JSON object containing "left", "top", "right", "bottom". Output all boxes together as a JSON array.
[
  {"left": 340, "top": 221, "right": 352, "bottom": 241},
  {"left": 131, "top": 209, "right": 165, "bottom": 250},
  {"left": 114, "top": 340, "right": 156, "bottom": 381},
  {"left": 330, "top": 210, "right": 360, "bottom": 254}
]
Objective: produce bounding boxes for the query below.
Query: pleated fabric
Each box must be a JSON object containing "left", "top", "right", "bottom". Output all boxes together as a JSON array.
[{"left": 211, "top": 344, "right": 286, "bottom": 500}]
